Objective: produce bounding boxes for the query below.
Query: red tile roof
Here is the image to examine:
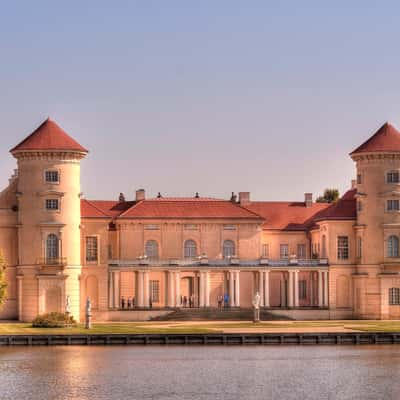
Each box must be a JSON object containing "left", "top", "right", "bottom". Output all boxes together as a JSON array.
[
  {"left": 119, "top": 198, "right": 263, "bottom": 219},
  {"left": 11, "top": 118, "right": 88, "bottom": 153},
  {"left": 313, "top": 189, "right": 356, "bottom": 222},
  {"left": 244, "top": 201, "right": 330, "bottom": 231},
  {"left": 350, "top": 122, "right": 400, "bottom": 155},
  {"left": 81, "top": 200, "right": 134, "bottom": 218}
]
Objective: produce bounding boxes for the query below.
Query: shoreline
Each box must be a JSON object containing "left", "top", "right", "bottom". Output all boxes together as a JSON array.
[{"left": 2, "top": 332, "right": 400, "bottom": 346}]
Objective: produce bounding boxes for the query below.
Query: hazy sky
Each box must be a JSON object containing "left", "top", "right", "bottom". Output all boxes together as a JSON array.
[{"left": 1, "top": 1, "right": 400, "bottom": 201}]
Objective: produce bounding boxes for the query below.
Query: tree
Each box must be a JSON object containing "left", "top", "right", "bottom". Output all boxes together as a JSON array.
[
  {"left": 316, "top": 189, "right": 340, "bottom": 203},
  {"left": 0, "top": 250, "right": 7, "bottom": 308}
]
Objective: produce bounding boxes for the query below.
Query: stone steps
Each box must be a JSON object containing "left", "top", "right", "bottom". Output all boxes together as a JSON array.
[{"left": 150, "top": 308, "right": 293, "bottom": 321}]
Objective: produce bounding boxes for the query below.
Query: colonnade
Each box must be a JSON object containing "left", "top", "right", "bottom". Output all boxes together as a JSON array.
[{"left": 108, "top": 269, "right": 329, "bottom": 309}]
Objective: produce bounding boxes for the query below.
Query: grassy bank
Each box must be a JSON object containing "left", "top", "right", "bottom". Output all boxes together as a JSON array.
[{"left": 1, "top": 320, "right": 400, "bottom": 335}]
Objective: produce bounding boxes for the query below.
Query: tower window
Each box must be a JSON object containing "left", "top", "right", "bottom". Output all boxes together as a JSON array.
[
  {"left": 46, "top": 234, "right": 59, "bottom": 261},
  {"left": 387, "top": 171, "right": 400, "bottom": 184},
  {"left": 357, "top": 201, "right": 362, "bottom": 212},
  {"left": 337, "top": 236, "right": 349, "bottom": 260},
  {"left": 86, "top": 236, "right": 98, "bottom": 263},
  {"left": 387, "top": 200, "right": 400, "bottom": 212},
  {"left": 357, "top": 174, "right": 362, "bottom": 184},
  {"left": 45, "top": 170, "right": 59, "bottom": 183},
  {"left": 45, "top": 199, "right": 59, "bottom": 210}
]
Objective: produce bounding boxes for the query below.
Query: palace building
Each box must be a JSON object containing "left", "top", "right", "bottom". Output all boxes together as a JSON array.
[{"left": 1, "top": 118, "right": 400, "bottom": 321}]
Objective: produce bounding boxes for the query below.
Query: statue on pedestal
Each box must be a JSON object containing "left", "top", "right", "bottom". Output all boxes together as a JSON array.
[
  {"left": 65, "top": 295, "right": 71, "bottom": 317},
  {"left": 252, "top": 292, "right": 261, "bottom": 323},
  {"left": 85, "top": 297, "right": 92, "bottom": 329}
]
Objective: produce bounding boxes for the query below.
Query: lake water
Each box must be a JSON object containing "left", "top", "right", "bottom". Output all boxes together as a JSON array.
[{"left": 1, "top": 345, "right": 400, "bottom": 400}]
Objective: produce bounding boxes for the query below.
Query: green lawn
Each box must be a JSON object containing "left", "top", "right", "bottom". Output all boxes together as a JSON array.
[{"left": 2, "top": 320, "right": 400, "bottom": 335}]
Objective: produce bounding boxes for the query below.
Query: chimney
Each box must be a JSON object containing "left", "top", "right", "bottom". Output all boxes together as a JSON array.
[
  {"left": 305, "top": 193, "right": 313, "bottom": 208},
  {"left": 135, "top": 189, "right": 145, "bottom": 202},
  {"left": 238, "top": 192, "right": 250, "bottom": 205},
  {"left": 351, "top": 179, "right": 357, "bottom": 189}
]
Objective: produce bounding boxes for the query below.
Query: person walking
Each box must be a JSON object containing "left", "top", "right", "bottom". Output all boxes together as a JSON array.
[
  {"left": 224, "top": 293, "right": 229, "bottom": 308},
  {"left": 217, "top": 295, "right": 223, "bottom": 311}
]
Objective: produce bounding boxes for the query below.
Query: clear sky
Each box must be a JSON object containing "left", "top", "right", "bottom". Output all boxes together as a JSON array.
[{"left": 1, "top": 1, "right": 400, "bottom": 202}]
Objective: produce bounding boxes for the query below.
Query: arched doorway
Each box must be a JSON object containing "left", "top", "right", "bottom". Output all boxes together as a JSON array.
[
  {"left": 180, "top": 276, "right": 194, "bottom": 307},
  {"left": 45, "top": 287, "right": 62, "bottom": 313}
]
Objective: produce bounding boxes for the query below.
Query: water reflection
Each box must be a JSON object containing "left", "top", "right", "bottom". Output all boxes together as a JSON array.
[{"left": 1, "top": 345, "right": 400, "bottom": 400}]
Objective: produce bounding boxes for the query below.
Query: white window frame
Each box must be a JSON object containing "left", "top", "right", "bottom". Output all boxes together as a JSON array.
[
  {"left": 357, "top": 236, "right": 362, "bottom": 259},
  {"left": 280, "top": 244, "right": 289, "bottom": 259},
  {"left": 387, "top": 235, "right": 399, "bottom": 258},
  {"left": 85, "top": 236, "right": 99, "bottom": 264},
  {"left": 387, "top": 199, "right": 400, "bottom": 212},
  {"left": 387, "top": 170, "right": 400, "bottom": 184},
  {"left": 223, "top": 240, "right": 236, "bottom": 258},
  {"left": 337, "top": 236, "right": 349, "bottom": 260},
  {"left": 389, "top": 288, "right": 400, "bottom": 305},
  {"left": 297, "top": 244, "right": 306, "bottom": 259},
  {"left": 150, "top": 280, "right": 160, "bottom": 303},
  {"left": 45, "top": 198, "right": 60, "bottom": 211},
  {"left": 44, "top": 169, "right": 60, "bottom": 184},
  {"left": 262, "top": 244, "right": 269, "bottom": 258},
  {"left": 145, "top": 240, "right": 159, "bottom": 260}
]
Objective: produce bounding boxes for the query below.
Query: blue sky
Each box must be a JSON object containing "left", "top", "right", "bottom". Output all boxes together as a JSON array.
[{"left": 1, "top": 1, "right": 400, "bottom": 201}]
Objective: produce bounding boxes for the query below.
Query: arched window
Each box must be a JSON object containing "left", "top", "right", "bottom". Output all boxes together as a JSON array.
[
  {"left": 223, "top": 240, "right": 235, "bottom": 258},
  {"left": 184, "top": 240, "right": 197, "bottom": 258},
  {"left": 388, "top": 235, "right": 399, "bottom": 258},
  {"left": 145, "top": 240, "right": 159, "bottom": 260},
  {"left": 46, "top": 234, "right": 59, "bottom": 262}
]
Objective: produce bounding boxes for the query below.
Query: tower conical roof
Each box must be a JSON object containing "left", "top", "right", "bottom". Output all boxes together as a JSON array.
[
  {"left": 10, "top": 118, "right": 88, "bottom": 153},
  {"left": 350, "top": 122, "right": 400, "bottom": 155}
]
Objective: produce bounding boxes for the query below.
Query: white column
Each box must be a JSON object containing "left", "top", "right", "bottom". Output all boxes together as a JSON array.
[
  {"left": 287, "top": 271, "right": 293, "bottom": 308},
  {"left": 294, "top": 270, "right": 299, "bottom": 308},
  {"left": 258, "top": 271, "right": 264, "bottom": 307},
  {"left": 167, "top": 271, "right": 174, "bottom": 307},
  {"left": 323, "top": 271, "right": 329, "bottom": 307},
  {"left": 137, "top": 271, "right": 144, "bottom": 307},
  {"left": 175, "top": 271, "right": 181, "bottom": 307},
  {"left": 318, "top": 270, "right": 323, "bottom": 307},
  {"left": 143, "top": 271, "right": 150, "bottom": 307},
  {"left": 229, "top": 271, "right": 235, "bottom": 307},
  {"left": 264, "top": 271, "right": 270, "bottom": 308},
  {"left": 113, "top": 271, "right": 120, "bottom": 308},
  {"left": 108, "top": 271, "right": 114, "bottom": 308},
  {"left": 235, "top": 271, "right": 240, "bottom": 307},
  {"left": 205, "top": 271, "right": 210, "bottom": 307},
  {"left": 199, "top": 272, "right": 204, "bottom": 307}
]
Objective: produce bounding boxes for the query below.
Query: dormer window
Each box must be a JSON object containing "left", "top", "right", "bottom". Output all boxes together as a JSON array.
[
  {"left": 387, "top": 171, "right": 400, "bottom": 184},
  {"left": 45, "top": 199, "right": 59, "bottom": 210},
  {"left": 45, "top": 170, "right": 59, "bottom": 183}
]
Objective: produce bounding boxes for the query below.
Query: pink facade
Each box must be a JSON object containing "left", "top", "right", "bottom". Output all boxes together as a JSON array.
[{"left": 1, "top": 119, "right": 400, "bottom": 321}]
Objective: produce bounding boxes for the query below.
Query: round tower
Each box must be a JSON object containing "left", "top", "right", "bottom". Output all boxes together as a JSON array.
[
  {"left": 11, "top": 118, "right": 88, "bottom": 322},
  {"left": 351, "top": 122, "right": 400, "bottom": 318}
]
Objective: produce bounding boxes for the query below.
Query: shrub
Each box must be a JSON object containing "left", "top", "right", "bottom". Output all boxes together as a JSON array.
[{"left": 32, "top": 312, "right": 76, "bottom": 328}]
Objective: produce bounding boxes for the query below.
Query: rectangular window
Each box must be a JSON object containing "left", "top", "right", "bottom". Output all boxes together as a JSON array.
[
  {"left": 144, "top": 224, "right": 160, "bottom": 230},
  {"left": 357, "top": 201, "right": 362, "bottom": 212},
  {"left": 387, "top": 200, "right": 400, "bottom": 211},
  {"left": 108, "top": 244, "right": 112, "bottom": 259},
  {"left": 45, "top": 199, "right": 59, "bottom": 210},
  {"left": 387, "top": 171, "right": 400, "bottom": 183},
  {"left": 280, "top": 244, "right": 289, "bottom": 259},
  {"left": 184, "top": 224, "right": 199, "bottom": 230},
  {"left": 262, "top": 244, "right": 269, "bottom": 258},
  {"left": 337, "top": 236, "right": 349, "bottom": 260},
  {"left": 45, "top": 170, "right": 59, "bottom": 183},
  {"left": 150, "top": 280, "right": 160, "bottom": 303},
  {"left": 297, "top": 244, "right": 306, "bottom": 259},
  {"left": 389, "top": 288, "right": 400, "bottom": 305},
  {"left": 357, "top": 174, "right": 362, "bottom": 184},
  {"left": 223, "top": 224, "right": 236, "bottom": 230},
  {"left": 86, "top": 236, "right": 98, "bottom": 262},
  {"left": 299, "top": 280, "right": 307, "bottom": 300}
]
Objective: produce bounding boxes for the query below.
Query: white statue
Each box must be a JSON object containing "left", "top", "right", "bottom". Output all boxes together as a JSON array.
[
  {"left": 65, "top": 295, "right": 71, "bottom": 315},
  {"left": 85, "top": 297, "right": 92, "bottom": 329},
  {"left": 252, "top": 292, "right": 261, "bottom": 323}
]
